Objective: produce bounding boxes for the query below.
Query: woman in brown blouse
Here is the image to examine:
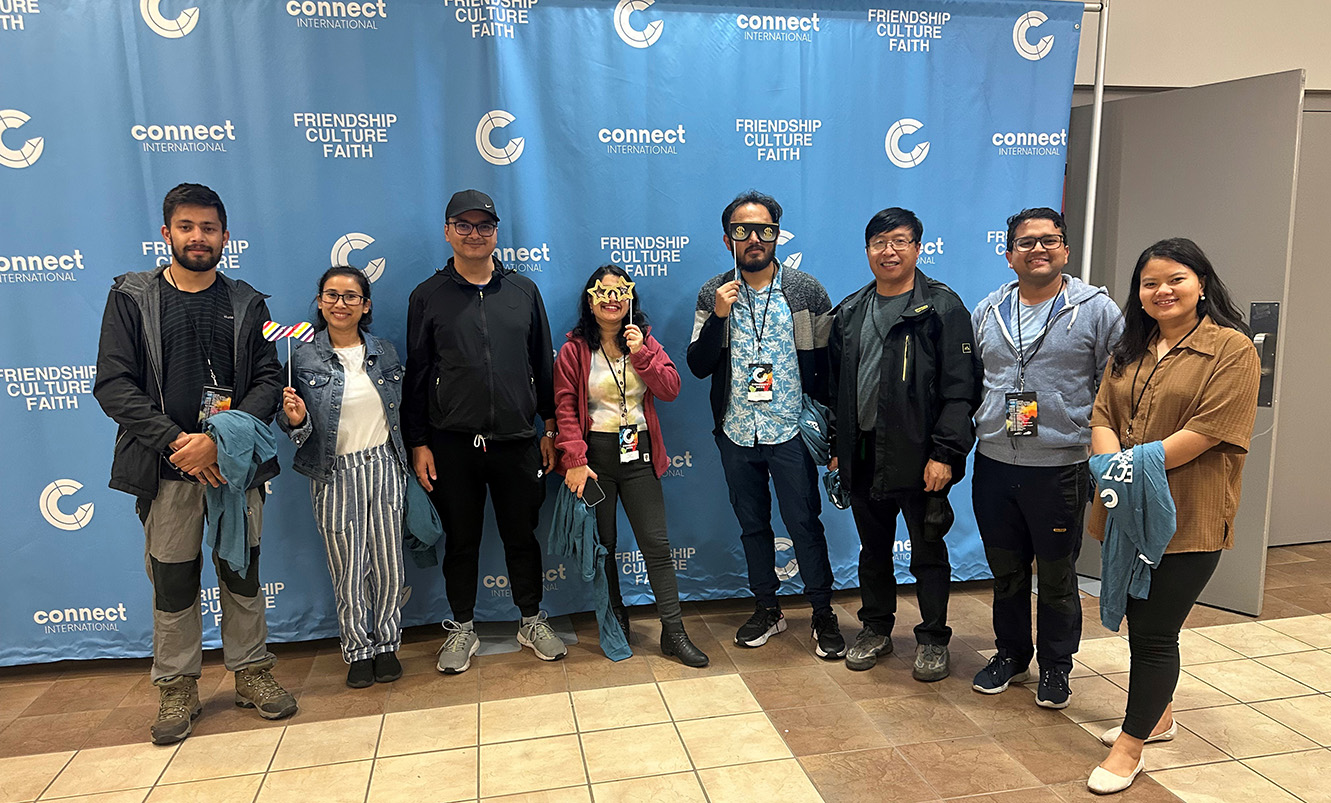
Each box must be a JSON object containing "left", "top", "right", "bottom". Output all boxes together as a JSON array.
[{"left": 1086, "top": 238, "right": 1259, "bottom": 794}]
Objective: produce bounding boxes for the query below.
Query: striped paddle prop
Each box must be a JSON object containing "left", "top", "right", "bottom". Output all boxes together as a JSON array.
[{"left": 264, "top": 321, "right": 317, "bottom": 387}]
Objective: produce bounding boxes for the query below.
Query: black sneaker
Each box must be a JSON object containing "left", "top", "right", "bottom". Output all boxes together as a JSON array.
[
  {"left": 346, "top": 659, "right": 375, "bottom": 689},
  {"left": 810, "top": 609, "right": 846, "bottom": 659},
  {"left": 1036, "top": 667, "right": 1072, "bottom": 709},
  {"left": 373, "top": 651, "right": 403, "bottom": 684},
  {"left": 972, "top": 653, "right": 1032, "bottom": 694},
  {"left": 735, "top": 604, "right": 786, "bottom": 647}
]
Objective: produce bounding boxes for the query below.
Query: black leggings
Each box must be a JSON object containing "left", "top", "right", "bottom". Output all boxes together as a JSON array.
[{"left": 1121, "top": 549, "right": 1222, "bottom": 739}]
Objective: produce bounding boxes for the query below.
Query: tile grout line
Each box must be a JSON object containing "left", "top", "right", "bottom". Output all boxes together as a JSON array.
[{"left": 361, "top": 712, "right": 386, "bottom": 803}]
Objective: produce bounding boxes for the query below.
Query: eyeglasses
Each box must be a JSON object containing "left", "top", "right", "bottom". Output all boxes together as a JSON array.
[
  {"left": 727, "top": 222, "right": 780, "bottom": 243},
  {"left": 867, "top": 237, "right": 917, "bottom": 253},
  {"left": 320, "top": 290, "right": 366, "bottom": 307},
  {"left": 1012, "top": 235, "right": 1067, "bottom": 252},
  {"left": 448, "top": 219, "right": 498, "bottom": 237}
]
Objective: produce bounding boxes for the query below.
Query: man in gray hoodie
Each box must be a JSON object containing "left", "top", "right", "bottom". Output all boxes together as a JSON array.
[{"left": 969, "top": 208, "right": 1123, "bottom": 708}]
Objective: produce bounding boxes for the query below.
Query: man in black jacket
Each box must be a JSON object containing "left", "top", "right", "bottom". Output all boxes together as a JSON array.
[
  {"left": 94, "top": 183, "right": 296, "bottom": 745},
  {"left": 404, "top": 189, "right": 566, "bottom": 673},
  {"left": 828, "top": 207, "right": 980, "bottom": 681}
]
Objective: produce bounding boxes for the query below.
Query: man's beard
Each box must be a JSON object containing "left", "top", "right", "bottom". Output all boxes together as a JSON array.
[
  {"left": 736, "top": 246, "right": 774, "bottom": 272},
  {"left": 171, "top": 241, "right": 222, "bottom": 272}
]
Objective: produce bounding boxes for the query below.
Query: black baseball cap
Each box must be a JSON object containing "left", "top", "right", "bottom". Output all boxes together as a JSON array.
[{"left": 446, "top": 189, "right": 499, "bottom": 222}]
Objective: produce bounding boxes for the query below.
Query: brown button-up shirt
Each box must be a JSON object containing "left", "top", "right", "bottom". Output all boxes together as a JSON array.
[{"left": 1089, "top": 316, "right": 1260, "bottom": 553}]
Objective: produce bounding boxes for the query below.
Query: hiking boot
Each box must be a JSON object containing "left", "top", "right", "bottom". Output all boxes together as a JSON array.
[
  {"left": 734, "top": 604, "right": 786, "bottom": 648},
  {"left": 346, "top": 659, "right": 374, "bottom": 689},
  {"left": 613, "top": 606, "right": 632, "bottom": 642},
  {"left": 436, "top": 621, "right": 480, "bottom": 674},
  {"left": 150, "top": 676, "right": 201, "bottom": 745},
  {"left": 912, "top": 644, "right": 950, "bottom": 682},
  {"left": 972, "top": 653, "right": 1032, "bottom": 694},
  {"left": 234, "top": 666, "right": 298, "bottom": 719},
  {"left": 810, "top": 609, "right": 847, "bottom": 660},
  {"left": 1036, "top": 667, "right": 1072, "bottom": 709},
  {"left": 845, "top": 626, "right": 891, "bottom": 671},
  {"left": 373, "top": 651, "right": 403, "bottom": 683},
  {"left": 660, "top": 621, "right": 709, "bottom": 668},
  {"left": 518, "top": 612, "right": 567, "bottom": 661}
]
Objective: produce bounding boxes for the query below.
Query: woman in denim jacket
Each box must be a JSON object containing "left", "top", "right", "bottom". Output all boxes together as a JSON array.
[{"left": 280, "top": 266, "right": 409, "bottom": 688}]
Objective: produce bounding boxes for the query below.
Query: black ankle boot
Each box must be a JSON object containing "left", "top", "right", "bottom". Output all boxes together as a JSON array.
[
  {"left": 660, "top": 621, "right": 709, "bottom": 668},
  {"left": 613, "top": 606, "right": 631, "bottom": 642}
]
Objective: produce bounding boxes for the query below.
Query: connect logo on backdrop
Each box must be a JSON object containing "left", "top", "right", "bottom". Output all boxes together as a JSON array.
[
  {"left": 991, "top": 127, "right": 1066, "bottom": 157},
  {"left": 0, "top": 0, "right": 39, "bottom": 31},
  {"left": 140, "top": 0, "right": 199, "bottom": 38},
  {"left": 614, "top": 0, "right": 662, "bottom": 48},
  {"left": 286, "top": 0, "right": 386, "bottom": 29},
  {"left": 778, "top": 230, "right": 803, "bottom": 272},
  {"left": 1012, "top": 11, "right": 1053, "bottom": 61},
  {"left": 735, "top": 118, "right": 821, "bottom": 161},
  {"left": 662, "top": 450, "right": 693, "bottom": 478},
  {"left": 40, "top": 479, "right": 94, "bottom": 531},
  {"left": 331, "top": 233, "right": 385, "bottom": 282},
  {"left": 293, "top": 112, "right": 397, "bottom": 159},
  {"left": 131, "top": 119, "right": 234, "bottom": 153},
  {"left": 3, "top": 364, "right": 95, "bottom": 410},
  {"left": 886, "top": 118, "right": 929, "bottom": 168},
  {"left": 0, "top": 109, "right": 44, "bottom": 168},
  {"left": 476, "top": 110, "right": 524, "bottom": 165},
  {"left": 599, "top": 233, "right": 689, "bottom": 278},
  {"left": 867, "top": 8, "right": 951, "bottom": 52},
  {"left": 735, "top": 9, "right": 819, "bottom": 43},
  {"left": 598, "top": 124, "right": 685, "bottom": 156},
  {"left": 0, "top": 248, "right": 84, "bottom": 286},
  {"left": 442, "top": 0, "right": 538, "bottom": 39},
  {"left": 497, "top": 242, "right": 550, "bottom": 273}
]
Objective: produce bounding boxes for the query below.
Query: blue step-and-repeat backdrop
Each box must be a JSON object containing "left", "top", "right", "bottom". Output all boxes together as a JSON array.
[{"left": 0, "top": 0, "right": 1081, "bottom": 665}]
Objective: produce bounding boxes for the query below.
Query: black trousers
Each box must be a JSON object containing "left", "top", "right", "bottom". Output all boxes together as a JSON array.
[
  {"left": 427, "top": 430, "right": 546, "bottom": 623},
  {"left": 850, "top": 432, "right": 953, "bottom": 646},
  {"left": 1121, "top": 549, "right": 1222, "bottom": 739},
  {"left": 972, "top": 452, "right": 1088, "bottom": 673}
]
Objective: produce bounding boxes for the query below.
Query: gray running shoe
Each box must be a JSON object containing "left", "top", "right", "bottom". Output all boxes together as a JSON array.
[
  {"left": 517, "top": 612, "right": 567, "bottom": 661},
  {"left": 913, "top": 643, "right": 950, "bottom": 682},
  {"left": 436, "top": 620, "right": 480, "bottom": 674},
  {"left": 845, "top": 626, "right": 892, "bottom": 671},
  {"left": 150, "top": 676, "right": 201, "bottom": 745},
  {"left": 234, "top": 666, "right": 298, "bottom": 719}
]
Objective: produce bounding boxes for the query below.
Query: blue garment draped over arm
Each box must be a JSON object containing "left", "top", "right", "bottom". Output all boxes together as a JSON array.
[
  {"left": 546, "top": 485, "right": 632, "bottom": 661},
  {"left": 1091, "top": 441, "right": 1176, "bottom": 632},
  {"left": 202, "top": 410, "right": 278, "bottom": 575}
]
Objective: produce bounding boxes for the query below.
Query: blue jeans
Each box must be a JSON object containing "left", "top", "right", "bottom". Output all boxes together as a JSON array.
[{"left": 715, "top": 434, "right": 834, "bottom": 611}]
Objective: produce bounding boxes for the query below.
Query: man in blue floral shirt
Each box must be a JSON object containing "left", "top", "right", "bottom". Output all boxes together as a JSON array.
[{"left": 687, "top": 190, "right": 845, "bottom": 659}]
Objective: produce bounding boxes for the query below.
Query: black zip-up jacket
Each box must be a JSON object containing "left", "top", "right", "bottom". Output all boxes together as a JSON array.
[
  {"left": 829, "top": 270, "right": 981, "bottom": 498},
  {"left": 403, "top": 257, "right": 555, "bottom": 445},
  {"left": 93, "top": 267, "right": 283, "bottom": 498}
]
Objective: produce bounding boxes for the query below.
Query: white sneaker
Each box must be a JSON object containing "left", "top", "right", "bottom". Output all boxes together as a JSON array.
[{"left": 517, "top": 612, "right": 567, "bottom": 661}]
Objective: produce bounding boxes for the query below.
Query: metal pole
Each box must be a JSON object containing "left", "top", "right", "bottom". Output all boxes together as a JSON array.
[{"left": 1079, "top": 1, "right": 1109, "bottom": 283}]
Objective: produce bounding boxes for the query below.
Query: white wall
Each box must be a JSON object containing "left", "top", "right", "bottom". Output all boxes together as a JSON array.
[{"left": 1070, "top": 0, "right": 1331, "bottom": 90}]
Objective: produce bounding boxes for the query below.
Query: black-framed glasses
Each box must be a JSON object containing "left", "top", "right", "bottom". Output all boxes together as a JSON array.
[
  {"left": 448, "top": 219, "right": 498, "bottom": 236},
  {"left": 727, "top": 222, "right": 780, "bottom": 243},
  {"left": 1012, "top": 235, "right": 1067, "bottom": 252},
  {"left": 320, "top": 290, "right": 366, "bottom": 307},
  {"left": 867, "top": 237, "right": 917, "bottom": 253}
]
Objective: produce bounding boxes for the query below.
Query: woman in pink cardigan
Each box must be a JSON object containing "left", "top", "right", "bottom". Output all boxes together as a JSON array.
[{"left": 554, "top": 265, "right": 708, "bottom": 667}]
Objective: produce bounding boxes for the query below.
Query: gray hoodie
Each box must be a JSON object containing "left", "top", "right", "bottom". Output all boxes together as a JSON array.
[{"left": 971, "top": 275, "right": 1123, "bottom": 467}]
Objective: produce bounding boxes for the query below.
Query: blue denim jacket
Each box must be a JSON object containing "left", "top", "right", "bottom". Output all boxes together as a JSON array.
[{"left": 280, "top": 329, "right": 408, "bottom": 484}]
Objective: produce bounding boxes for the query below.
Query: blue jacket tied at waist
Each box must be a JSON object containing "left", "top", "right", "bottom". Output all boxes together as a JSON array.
[
  {"left": 203, "top": 410, "right": 278, "bottom": 575},
  {"left": 1091, "top": 441, "right": 1176, "bottom": 632}
]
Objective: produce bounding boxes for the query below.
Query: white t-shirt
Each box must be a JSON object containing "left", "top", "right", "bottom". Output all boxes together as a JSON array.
[{"left": 333, "top": 343, "right": 390, "bottom": 455}]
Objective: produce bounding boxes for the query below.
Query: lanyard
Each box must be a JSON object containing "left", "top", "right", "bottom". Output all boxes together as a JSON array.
[
  {"left": 602, "top": 347, "right": 629, "bottom": 426},
  {"left": 169, "top": 270, "right": 221, "bottom": 386},
  {"left": 1127, "top": 317, "right": 1203, "bottom": 437},
  {"left": 744, "top": 275, "right": 775, "bottom": 354},
  {"left": 1013, "top": 280, "right": 1063, "bottom": 390}
]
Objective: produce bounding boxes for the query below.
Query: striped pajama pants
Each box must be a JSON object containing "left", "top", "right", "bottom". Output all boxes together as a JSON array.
[{"left": 312, "top": 442, "right": 406, "bottom": 663}]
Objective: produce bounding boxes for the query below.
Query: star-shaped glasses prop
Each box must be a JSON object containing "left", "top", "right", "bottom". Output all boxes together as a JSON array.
[{"left": 587, "top": 276, "right": 636, "bottom": 305}]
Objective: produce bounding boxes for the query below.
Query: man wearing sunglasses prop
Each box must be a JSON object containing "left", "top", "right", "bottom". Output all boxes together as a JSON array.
[{"left": 687, "top": 191, "right": 847, "bottom": 659}]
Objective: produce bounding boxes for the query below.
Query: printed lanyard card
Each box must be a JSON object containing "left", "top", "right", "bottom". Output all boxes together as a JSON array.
[
  {"left": 1005, "top": 391, "right": 1039, "bottom": 437},
  {"left": 747, "top": 362, "right": 774, "bottom": 403},
  {"left": 618, "top": 425, "right": 640, "bottom": 463},
  {"left": 199, "top": 385, "right": 234, "bottom": 423}
]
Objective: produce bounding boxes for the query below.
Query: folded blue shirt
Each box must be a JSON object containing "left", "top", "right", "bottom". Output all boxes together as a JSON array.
[{"left": 1091, "top": 441, "right": 1176, "bottom": 632}]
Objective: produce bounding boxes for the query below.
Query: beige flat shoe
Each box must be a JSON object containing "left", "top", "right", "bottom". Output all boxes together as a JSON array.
[
  {"left": 1087, "top": 757, "right": 1145, "bottom": 795},
  {"left": 1099, "top": 720, "right": 1178, "bottom": 747}
]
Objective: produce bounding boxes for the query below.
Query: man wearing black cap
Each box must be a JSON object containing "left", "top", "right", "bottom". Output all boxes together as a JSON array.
[{"left": 404, "top": 190, "right": 566, "bottom": 673}]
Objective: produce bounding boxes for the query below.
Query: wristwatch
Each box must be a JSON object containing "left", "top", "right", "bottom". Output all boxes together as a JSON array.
[{"left": 543, "top": 431, "right": 556, "bottom": 439}]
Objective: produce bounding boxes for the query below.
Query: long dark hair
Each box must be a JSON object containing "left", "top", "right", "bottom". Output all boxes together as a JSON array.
[
  {"left": 312, "top": 265, "right": 373, "bottom": 332},
  {"left": 1109, "top": 238, "right": 1249, "bottom": 376},
  {"left": 569, "top": 264, "right": 648, "bottom": 354}
]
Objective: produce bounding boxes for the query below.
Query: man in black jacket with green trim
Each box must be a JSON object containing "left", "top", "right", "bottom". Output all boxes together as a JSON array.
[{"left": 828, "top": 207, "right": 980, "bottom": 681}]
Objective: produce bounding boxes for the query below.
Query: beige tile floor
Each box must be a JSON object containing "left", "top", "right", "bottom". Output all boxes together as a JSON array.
[{"left": 5, "top": 542, "right": 1331, "bottom": 802}]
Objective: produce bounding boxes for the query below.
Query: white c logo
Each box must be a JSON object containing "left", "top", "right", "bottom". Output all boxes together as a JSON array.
[
  {"left": 777, "top": 230, "right": 803, "bottom": 271},
  {"left": 331, "top": 232, "right": 385, "bottom": 283},
  {"left": 141, "top": 0, "right": 200, "bottom": 38},
  {"left": 1100, "top": 488, "right": 1119, "bottom": 510},
  {"left": 0, "top": 109, "right": 44, "bottom": 169},
  {"left": 614, "top": 0, "right": 663, "bottom": 49},
  {"left": 40, "top": 480, "right": 95, "bottom": 531},
  {"left": 773, "top": 536, "right": 801, "bottom": 581},
  {"left": 476, "top": 110, "right": 525, "bottom": 166},
  {"left": 885, "top": 118, "right": 930, "bottom": 168},
  {"left": 1013, "top": 11, "right": 1053, "bottom": 61}
]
